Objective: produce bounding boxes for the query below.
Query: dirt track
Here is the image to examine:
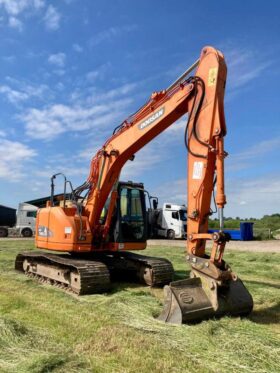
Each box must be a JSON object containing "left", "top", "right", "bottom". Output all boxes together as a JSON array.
[
  {"left": 0, "top": 238, "right": 279, "bottom": 253},
  {"left": 148, "top": 239, "right": 280, "bottom": 253}
]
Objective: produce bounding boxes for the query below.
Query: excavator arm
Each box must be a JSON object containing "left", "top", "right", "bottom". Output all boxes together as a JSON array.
[
  {"left": 85, "top": 46, "right": 226, "bottom": 256},
  {"left": 82, "top": 45, "right": 253, "bottom": 322}
]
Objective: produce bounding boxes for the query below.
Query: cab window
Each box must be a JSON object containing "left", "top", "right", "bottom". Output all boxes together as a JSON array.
[
  {"left": 179, "top": 210, "right": 187, "bottom": 221},
  {"left": 27, "top": 211, "right": 37, "bottom": 218},
  {"left": 119, "top": 187, "right": 145, "bottom": 241},
  {"left": 172, "top": 211, "right": 179, "bottom": 220}
]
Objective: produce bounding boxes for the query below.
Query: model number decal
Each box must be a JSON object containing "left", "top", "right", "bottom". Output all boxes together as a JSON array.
[{"left": 138, "top": 107, "right": 165, "bottom": 130}]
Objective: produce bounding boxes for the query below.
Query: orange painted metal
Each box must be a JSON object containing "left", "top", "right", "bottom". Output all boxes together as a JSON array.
[
  {"left": 186, "top": 47, "right": 227, "bottom": 261},
  {"left": 36, "top": 46, "right": 228, "bottom": 264},
  {"left": 36, "top": 206, "right": 93, "bottom": 252}
]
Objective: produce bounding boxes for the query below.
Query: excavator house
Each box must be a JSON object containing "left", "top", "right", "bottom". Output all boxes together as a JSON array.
[{"left": 15, "top": 46, "right": 253, "bottom": 324}]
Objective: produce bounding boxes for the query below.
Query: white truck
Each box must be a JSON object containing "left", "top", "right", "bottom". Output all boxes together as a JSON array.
[
  {"left": 148, "top": 202, "right": 187, "bottom": 239},
  {"left": 0, "top": 203, "right": 38, "bottom": 237}
]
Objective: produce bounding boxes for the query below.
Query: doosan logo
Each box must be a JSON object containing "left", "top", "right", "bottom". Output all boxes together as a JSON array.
[{"left": 138, "top": 107, "right": 165, "bottom": 130}]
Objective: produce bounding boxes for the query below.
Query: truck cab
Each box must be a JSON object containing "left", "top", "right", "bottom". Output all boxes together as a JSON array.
[
  {"left": 148, "top": 202, "right": 187, "bottom": 239},
  {"left": 16, "top": 203, "right": 38, "bottom": 237},
  {"left": 160, "top": 203, "right": 187, "bottom": 239}
]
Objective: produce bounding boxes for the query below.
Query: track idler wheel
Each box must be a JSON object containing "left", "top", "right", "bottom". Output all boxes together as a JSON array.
[{"left": 157, "top": 271, "right": 253, "bottom": 324}]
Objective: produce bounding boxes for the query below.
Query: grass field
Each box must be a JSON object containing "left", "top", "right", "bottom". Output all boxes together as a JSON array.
[{"left": 0, "top": 240, "right": 279, "bottom": 373}]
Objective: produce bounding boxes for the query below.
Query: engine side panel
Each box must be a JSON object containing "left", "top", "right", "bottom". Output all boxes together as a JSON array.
[{"left": 36, "top": 206, "right": 93, "bottom": 252}]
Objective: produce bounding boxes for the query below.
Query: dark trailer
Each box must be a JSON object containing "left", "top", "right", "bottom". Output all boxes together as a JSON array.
[{"left": 0, "top": 205, "right": 16, "bottom": 227}]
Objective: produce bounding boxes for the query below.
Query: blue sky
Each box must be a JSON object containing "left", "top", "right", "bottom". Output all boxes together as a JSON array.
[{"left": 0, "top": 0, "right": 279, "bottom": 218}]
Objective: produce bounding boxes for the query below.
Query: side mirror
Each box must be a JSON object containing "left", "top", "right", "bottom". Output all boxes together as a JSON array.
[{"left": 152, "top": 199, "right": 158, "bottom": 210}]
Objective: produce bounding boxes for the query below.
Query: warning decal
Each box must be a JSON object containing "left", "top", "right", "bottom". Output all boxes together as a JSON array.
[
  {"left": 192, "top": 161, "right": 203, "bottom": 180},
  {"left": 208, "top": 67, "right": 218, "bottom": 87}
]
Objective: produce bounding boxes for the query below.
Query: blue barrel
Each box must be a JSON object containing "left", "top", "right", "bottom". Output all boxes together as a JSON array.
[{"left": 240, "top": 222, "right": 254, "bottom": 240}]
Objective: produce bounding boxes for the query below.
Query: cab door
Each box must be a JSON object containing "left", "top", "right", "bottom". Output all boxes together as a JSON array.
[
  {"left": 112, "top": 184, "right": 147, "bottom": 243},
  {"left": 171, "top": 211, "right": 181, "bottom": 237}
]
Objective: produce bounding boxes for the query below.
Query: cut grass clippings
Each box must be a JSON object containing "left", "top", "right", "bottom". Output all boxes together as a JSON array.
[{"left": 0, "top": 240, "right": 279, "bottom": 373}]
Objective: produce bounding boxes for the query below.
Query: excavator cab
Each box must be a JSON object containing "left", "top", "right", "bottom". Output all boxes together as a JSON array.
[{"left": 110, "top": 182, "right": 147, "bottom": 243}]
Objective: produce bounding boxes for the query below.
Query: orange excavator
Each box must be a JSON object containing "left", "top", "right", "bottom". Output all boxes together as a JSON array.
[{"left": 15, "top": 46, "right": 253, "bottom": 323}]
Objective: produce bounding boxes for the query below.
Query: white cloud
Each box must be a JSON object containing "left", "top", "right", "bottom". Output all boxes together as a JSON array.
[
  {"left": 56, "top": 82, "right": 64, "bottom": 91},
  {"left": 164, "top": 116, "right": 187, "bottom": 134},
  {"left": 16, "top": 81, "right": 138, "bottom": 142},
  {"left": 0, "top": 138, "right": 36, "bottom": 181},
  {"left": 89, "top": 25, "right": 137, "bottom": 47},
  {"left": 78, "top": 143, "right": 103, "bottom": 161},
  {"left": 35, "top": 165, "right": 88, "bottom": 180},
  {"left": 225, "top": 175, "right": 280, "bottom": 218},
  {"left": 8, "top": 16, "right": 23, "bottom": 31},
  {"left": 86, "top": 83, "right": 136, "bottom": 104},
  {"left": 21, "top": 97, "right": 132, "bottom": 140},
  {"left": 152, "top": 173, "right": 280, "bottom": 219},
  {"left": 120, "top": 115, "right": 187, "bottom": 180},
  {"left": 48, "top": 53, "right": 66, "bottom": 67},
  {"left": 74, "top": 115, "right": 186, "bottom": 189},
  {"left": 86, "top": 63, "right": 110, "bottom": 82},
  {"left": 231, "top": 137, "right": 280, "bottom": 161},
  {"left": 53, "top": 69, "right": 66, "bottom": 76},
  {"left": 121, "top": 146, "right": 163, "bottom": 180},
  {"left": 86, "top": 70, "right": 100, "bottom": 82},
  {"left": 228, "top": 136, "right": 280, "bottom": 172},
  {"left": 152, "top": 178, "right": 186, "bottom": 206},
  {"left": 0, "top": 80, "right": 49, "bottom": 105},
  {"left": 73, "top": 43, "right": 83, "bottom": 53},
  {"left": 0, "top": 85, "right": 28, "bottom": 104},
  {"left": 2, "top": 56, "right": 15, "bottom": 63},
  {"left": 0, "top": 0, "right": 45, "bottom": 31},
  {"left": 0, "top": 130, "right": 6, "bottom": 137},
  {"left": 44, "top": 5, "right": 60, "bottom": 30},
  {"left": 33, "top": 0, "right": 44, "bottom": 8},
  {"left": 219, "top": 45, "right": 272, "bottom": 95},
  {"left": 0, "top": 0, "right": 44, "bottom": 16}
]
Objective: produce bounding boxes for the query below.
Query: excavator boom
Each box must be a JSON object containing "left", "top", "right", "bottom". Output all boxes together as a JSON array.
[{"left": 15, "top": 46, "right": 253, "bottom": 323}]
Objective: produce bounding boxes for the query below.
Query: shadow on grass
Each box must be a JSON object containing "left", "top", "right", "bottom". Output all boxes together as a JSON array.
[
  {"left": 110, "top": 281, "right": 143, "bottom": 294},
  {"left": 249, "top": 303, "right": 280, "bottom": 325},
  {"left": 109, "top": 270, "right": 191, "bottom": 293}
]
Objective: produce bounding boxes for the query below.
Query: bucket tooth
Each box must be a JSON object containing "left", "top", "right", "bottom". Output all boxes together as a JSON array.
[{"left": 157, "top": 271, "right": 253, "bottom": 324}]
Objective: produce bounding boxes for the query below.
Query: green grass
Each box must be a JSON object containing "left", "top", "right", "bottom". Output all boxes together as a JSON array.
[{"left": 0, "top": 240, "right": 279, "bottom": 373}]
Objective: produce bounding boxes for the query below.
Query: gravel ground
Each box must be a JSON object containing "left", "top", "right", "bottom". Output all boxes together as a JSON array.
[
  {"left": 148, "top": 239, "right": 280, "bottom": 253},
  {"left": 0, "top": 237, "right": 279, "bottom": 253}
]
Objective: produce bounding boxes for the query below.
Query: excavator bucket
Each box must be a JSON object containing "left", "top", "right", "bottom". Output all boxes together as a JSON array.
[{"left": 157, "top": 271, "right": 253, "bottom": 324}]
